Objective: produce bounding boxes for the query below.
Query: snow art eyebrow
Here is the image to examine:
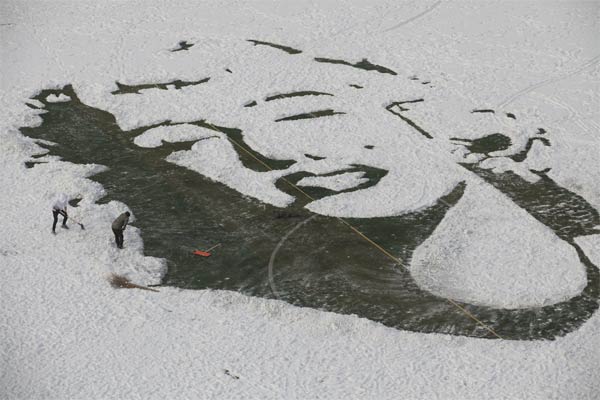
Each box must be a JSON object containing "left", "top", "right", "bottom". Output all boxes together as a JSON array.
[
  {"left": 111, "top": 77, "right": 210, "bottom": 95},
  {"left": 264, "top": 91, "right": 333, "bottom": 102},
  {"left": 247, "top": 39, "right": 302, "bottom": 54},
  {"left": 274, "top": 109, "right": 346, "bottom": 122}
]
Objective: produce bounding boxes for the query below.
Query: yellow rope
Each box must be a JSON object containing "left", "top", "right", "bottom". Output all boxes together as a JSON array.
[{"left": 204, "top": 122, "right": 503, "bottom": 339}]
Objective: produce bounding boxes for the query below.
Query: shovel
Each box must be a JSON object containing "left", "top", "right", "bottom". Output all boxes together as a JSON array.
[{"left": 193, "top": 243, "right": 221, "bottom": 257}]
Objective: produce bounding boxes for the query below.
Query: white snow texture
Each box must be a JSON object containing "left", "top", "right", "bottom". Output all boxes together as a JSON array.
[{"left": 1, "top": 1, "right": 599, "bottom": 399}]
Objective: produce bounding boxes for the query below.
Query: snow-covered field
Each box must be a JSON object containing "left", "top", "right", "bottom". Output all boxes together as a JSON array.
[{"left": 1, "top": 0, "right": 599, "bottom": 398}]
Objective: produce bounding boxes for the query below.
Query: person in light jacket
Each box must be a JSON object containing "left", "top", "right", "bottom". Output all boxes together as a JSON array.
[
  {"left": 112, "top": 211, "right": 130, "bottom": 249},
  {"left": 51, "top": 193, "right": 69, "bottom": 234}
]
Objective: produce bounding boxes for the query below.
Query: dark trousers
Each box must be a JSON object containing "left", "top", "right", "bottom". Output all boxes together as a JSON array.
[
  {"left": 52, "top": 210, "right": 68, "bottom": 232},
  {"left": 113, "top": 228, "right": 124, "bottom": 248}
]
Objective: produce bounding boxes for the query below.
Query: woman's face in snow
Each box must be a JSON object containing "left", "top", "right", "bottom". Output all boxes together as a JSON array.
[
  {"left": 152, "top": 45, "right": 546, "bottom": 218},
  {"left": 114, "top": 42, "right": 548, "bottom": 218},
  {"left": 158, "top": 58, "right": 468, "bottom": 217},
  {"left": 24, "top": 43, "right": 598, "bottom": 340}
]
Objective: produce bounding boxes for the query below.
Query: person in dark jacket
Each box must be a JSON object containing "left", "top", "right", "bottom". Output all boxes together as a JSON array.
[{"left": 112, "top": 211, "right": 130, "bottom": 249}]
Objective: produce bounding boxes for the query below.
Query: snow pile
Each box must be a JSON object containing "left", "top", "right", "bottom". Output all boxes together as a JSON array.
[{"left": 409, "top": 180, "right": 587, "bottom": 308}]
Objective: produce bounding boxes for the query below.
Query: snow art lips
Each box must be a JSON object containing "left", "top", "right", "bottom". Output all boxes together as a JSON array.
[{"left": 274, "top": 164, "right": 388, "bottom": 209}]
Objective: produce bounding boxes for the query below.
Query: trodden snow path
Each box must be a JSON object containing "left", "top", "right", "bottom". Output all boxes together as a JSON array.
[{"left": 1, "top": 0, "right": 599, "bottom": 399}]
